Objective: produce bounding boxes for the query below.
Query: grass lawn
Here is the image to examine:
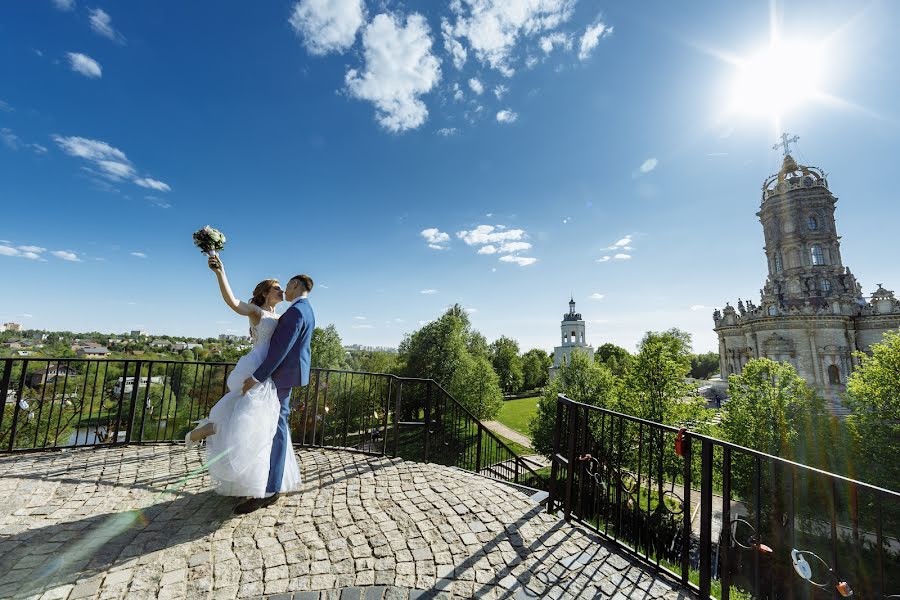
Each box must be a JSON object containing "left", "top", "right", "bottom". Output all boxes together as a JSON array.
[{"left": 496, "top": 396, "right": 540, "bottom": 436}]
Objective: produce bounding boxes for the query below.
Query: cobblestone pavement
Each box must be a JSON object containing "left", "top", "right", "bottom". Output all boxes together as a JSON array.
[{"left": 0, "top": 446, "right": 696, "bottom": 600}]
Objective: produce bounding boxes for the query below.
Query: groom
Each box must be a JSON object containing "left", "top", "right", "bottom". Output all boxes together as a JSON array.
[{"left": 236, "top": 273, "right": 315, "bottom": 514}]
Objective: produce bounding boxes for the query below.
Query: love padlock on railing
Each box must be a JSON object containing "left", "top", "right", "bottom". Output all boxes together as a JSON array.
[{"left": 674, "top": 428, "right": 686, "bottom": 456}]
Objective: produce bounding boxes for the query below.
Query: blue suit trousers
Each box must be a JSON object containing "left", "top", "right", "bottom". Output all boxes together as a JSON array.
[{"left": 266, "top": 386, "right": 293, "bottom": 494}]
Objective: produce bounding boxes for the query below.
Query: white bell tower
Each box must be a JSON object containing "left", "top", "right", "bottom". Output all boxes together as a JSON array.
[{"left": 550, "top": 297, "right": 594, "bottom": 378}]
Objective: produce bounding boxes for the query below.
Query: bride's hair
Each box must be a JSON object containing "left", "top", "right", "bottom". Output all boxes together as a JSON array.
[{"left": 250, "top": 279, "right": 279, "bottom": 307}]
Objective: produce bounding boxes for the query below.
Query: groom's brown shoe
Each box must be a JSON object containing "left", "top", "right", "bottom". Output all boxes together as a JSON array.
[{"left": 234, "top": 493, "right": 280, "bottom": 515}]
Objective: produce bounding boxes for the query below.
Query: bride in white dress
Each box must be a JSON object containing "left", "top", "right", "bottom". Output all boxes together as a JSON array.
[{"left": 186, "top": 256, "right": 301, "bottom": 498}]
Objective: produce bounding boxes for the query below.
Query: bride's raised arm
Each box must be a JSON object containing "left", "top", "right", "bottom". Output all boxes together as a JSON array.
[{"left": 208, "top": 256, "right": 256, "bottom": 317}]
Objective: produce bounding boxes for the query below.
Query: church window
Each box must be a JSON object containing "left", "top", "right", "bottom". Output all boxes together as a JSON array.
[
  {"left": 808, "top": 215, "right": 819, "bottom": 231},
  {"left": 811, "top": 244, "right": 825, "bottom": 266},
  {"left": 820, "top": 279, "right": 832, "bottom": 294},
  {"left": 828, "top": 364, "right": 841, "bottom": 385},
  {"left": 774, "top": 253, "right": 783, "bottom": 272}
]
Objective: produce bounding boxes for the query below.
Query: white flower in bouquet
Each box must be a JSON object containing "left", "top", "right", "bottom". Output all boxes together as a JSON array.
[{"left": 192, "top": 226, "right": 226, "bottom": 257}]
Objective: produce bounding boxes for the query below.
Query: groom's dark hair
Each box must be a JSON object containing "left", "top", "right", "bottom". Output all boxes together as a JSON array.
[{"left": 290, "top": 274, "right": 314, "bottom": 293}]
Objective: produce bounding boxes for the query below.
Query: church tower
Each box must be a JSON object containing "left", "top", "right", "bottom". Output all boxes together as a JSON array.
[
  {"left": 550, "top": 297, "right": 594, "bottom": 378},
  {"left": 714, "top": 134, "right": 900, "bottom": 415}
]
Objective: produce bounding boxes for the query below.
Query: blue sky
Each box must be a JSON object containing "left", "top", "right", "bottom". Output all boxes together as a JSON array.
[{"left": 2, "top": 0, "right": 899, "bottom": 353}]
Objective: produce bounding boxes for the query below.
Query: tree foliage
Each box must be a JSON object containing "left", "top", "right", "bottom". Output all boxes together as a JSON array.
[
  {"left": 529, "top": 350, "right": 616, "bottom": 456},
  {"left": 311, "top": 324, "right": 348, "bottom": 370},
  {"left": 846, "top": 330, "right": 900, "bottom": 489},
  {"left": 689, "top": 351, "right": 720, "bottom": 380},
  {"left": 521, "top": 348, "right": 551, "bottom": 391},
  {"left": 620, "top": 337, "right": 695, "bottom": 424},
  {"left": 489, "top": 336, "right": 524, "bottom": 394},
  {"left": 594, "top": 343, "right": 631, "bottom": 376}
]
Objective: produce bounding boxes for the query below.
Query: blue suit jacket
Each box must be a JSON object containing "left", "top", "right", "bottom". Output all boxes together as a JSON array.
[{"left": 253, "top": 298, "right": 315, "bottom": 389}]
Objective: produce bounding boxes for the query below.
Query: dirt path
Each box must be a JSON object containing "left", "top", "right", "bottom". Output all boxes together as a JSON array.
[{"left": 484, "top": 420, "right": 532, "bottom": 448}]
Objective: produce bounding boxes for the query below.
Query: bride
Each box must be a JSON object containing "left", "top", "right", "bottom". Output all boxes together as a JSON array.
[{"left": 185, "top": 256, "right": 301, "bottom": 498}]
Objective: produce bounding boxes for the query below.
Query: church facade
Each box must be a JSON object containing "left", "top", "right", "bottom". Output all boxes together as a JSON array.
[
  {"left": 713, "top": 147, "right": 900, "bottom": 415},
  {"left": 550, "top": 297, "right": 594, "bottom": 379}
]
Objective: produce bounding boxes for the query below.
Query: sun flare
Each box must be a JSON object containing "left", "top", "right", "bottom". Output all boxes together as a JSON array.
[{"left": 728, "top": 40, "right": 826, "bottom": 119}]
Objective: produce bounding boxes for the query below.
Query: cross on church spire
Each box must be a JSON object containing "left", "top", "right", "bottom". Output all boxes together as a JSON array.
[{"left": 773, "top": 132, "right": 800, "bottom": 157}]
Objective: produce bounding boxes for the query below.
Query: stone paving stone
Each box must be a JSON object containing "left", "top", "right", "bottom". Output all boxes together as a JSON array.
[{"left": 0, "top": 445, "right": 696, "bottom": 600}]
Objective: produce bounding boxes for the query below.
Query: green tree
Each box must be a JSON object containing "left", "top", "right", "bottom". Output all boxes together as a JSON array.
[
  {"left": 620, "top": 337, "right": 695, "bottom": 424},
  {"left": 690, "top": 351, "right": 720, "bottom": 380},
  {"left": 639, "top": 328, "right": 692, "bottom": 369},
  {"left": 529, "top": 350, "right": 616, "bottom": 456},
  {"left": 846, "top": 330, "right": 900, "bottom": 489},
  {"left": 311, "top": 324, "right": 348, "bottom": 370},
  {"left": 521, "top": 348, "right": 551, "bottom": 391},
  {"left": 594, "top": 343, "right": 631, "bottom": 376},
  {"left": 720, "top": 358, "right": 825, "bottom": 457},
  {"left": 489, "top": 336, "right": 524, "bottom": 394},
  {"left": 450, "top": 353, "right": 504, "bottom": 420}
]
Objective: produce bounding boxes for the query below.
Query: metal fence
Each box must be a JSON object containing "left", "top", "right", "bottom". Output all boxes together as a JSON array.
[
  {"left": 0, "top": 358, "right": 545, "bottom": 491},
  {"left": 548, "top": 394, "right": 900, "bottom": 600}
]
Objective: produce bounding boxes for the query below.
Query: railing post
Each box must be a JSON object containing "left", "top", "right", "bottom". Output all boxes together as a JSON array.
[
  {"left": 548, "top": 396, "right": 564, "bottom": 513},
  {"left": 564, "top": 404, "right": 578, "bottom": 522},
  {"left": 699, "top": 437, "right": 714, "bottom": 599},
  {"left": 475, "top": 422, "right": 483, "bottom": 474},
  {"left": 721, "top": 447, "right": 732, "bottom": 600},
  {"left": 124, "top": 361, "right": 142, "bottom": 444},
  {"left": 0, "top": 359, "right": 12, "bottom": 437},
  {"left": 681, "top": 432, "right": 692, "bottom": 587},
  {"left": 424, "top": 380, "right": 432, "bottom": 462},
  {"left": 393, "top": 380, "right": 402, "bottom": 457},
  {"left": 7, "top": 362, "right": 29, "bottom": 451}
]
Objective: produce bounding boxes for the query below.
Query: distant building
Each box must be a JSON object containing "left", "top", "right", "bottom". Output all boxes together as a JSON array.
[
  {"left": 714, "top": 144, "right": 900, "bottom": 415},
  {"left": 113, "top": 376, "right": 165, "bottom": 396},
  {"left": 4, "top": 322, "right": 21, "bottom": 332},
  {"left": 173, "top": 342, "right": 203, "bottom": 352},
  {"left": 219, "top": 334, "right": 251, "bottom": 343},
  {"left": 76, "top": 346, "right": 111, "bottom": 358},
  {"left": 149, "top": 339, "right": 172, "bottom": 349},
  {"left": 343, "top": 344, "right": 398, "bottom": 353},
  {"left": 550, "top": 297, "right": 594, "bottom": 379},
  {"left": 28, "top": 366, "right": 78, "bottom": 387},
  {"left": 130, "top": 330, "right": 148, "bottom": 338}
]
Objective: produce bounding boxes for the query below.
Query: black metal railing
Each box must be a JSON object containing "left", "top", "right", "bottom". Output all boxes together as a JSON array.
[
  {"left": 547, "top": 394, "right": 900, "bottom": 599},
  {"left": 0, "top": 358, "right": 545, "bottom": 491}
]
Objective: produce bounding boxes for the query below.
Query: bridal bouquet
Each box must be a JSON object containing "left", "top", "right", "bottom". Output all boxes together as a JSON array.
[{"left": 192, "top": 226, "right": 226, "bottom": 257}]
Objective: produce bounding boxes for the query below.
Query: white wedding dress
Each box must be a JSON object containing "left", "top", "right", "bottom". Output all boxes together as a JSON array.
[{"left": 204, "top": 305, "right": 301, "bottom": 498}]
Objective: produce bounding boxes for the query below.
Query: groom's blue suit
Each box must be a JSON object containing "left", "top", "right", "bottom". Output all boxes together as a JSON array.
[{"left": 252, "top": 297, "right": 315, "bottom": 494}]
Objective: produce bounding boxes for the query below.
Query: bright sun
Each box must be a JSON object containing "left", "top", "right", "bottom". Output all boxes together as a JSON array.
[{"left": 728, "top": 40, "right": 826, "bottom": 119}]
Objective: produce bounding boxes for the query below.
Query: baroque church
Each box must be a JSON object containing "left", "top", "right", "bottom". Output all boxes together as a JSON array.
[
  {"left": 714, "top": 136, "right": 900, "bottom": 414},
  {"left": 550, "top": 297, "right": 594, "bottom": 379}
]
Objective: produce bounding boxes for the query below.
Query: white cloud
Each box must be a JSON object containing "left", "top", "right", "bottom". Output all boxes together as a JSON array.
[
  {"left": 421, "top": 228, "right": 450, "bottom": 250},
  {"left": 465, "top": 307, "right": 478, "bottom": 313},
  {"left": 444, "top": 0, "right": 577, "bottom": 75},
  {"left": 441, "top": 18, "right": 468, "bottom": 70},
  {"left": 493, "top": 84, "right": 509, "bottom": 99},
  {"left": 353, "top": 316, "right": 367, "bottom": 320},
  {"left": 436, "top": 127, "right": 458, "bottom": 136},
  {"left": 639, "top": 158, "right": 658, "bottom": 173},
  {"left": 607, "top": 235, "right": 632, "bottom": 250},
  {"left": 88, "top": 8, "right": 123, "bottom": 42},
  {"left": 578, "top": 20, "right": 610, "bottom": 60},
  {"left": 420, "top": 289, "right": 437, "bottom": 294},
  {"left": 613, "top": 253, "right": 631, "bottom": 260},
  {"left": 0, "top": 246, "right": 21, "bottom": 257},
  {"left": 130, "top": 252, "right": 147, "bottom": 258},
  {"left": 65, "top": 52, "right": 102, "bottom": 78},
  {"left": 1, "top": 128, "right": 19, "bottom": 150},
  {"left": 496, "top": 109, "right": 518, "bottom": 123},
  {"left": 499, "top": 241, "right": 531, "bottom": 253},
  {"left": 18, "top": 246, "right": 46, "bottom": 253},
  {"left": 352, "top": 324, "right": 374, "bottom": 329},
  {"left": 51, "top": 250, "right": 81, "bottom": 262},
  {"left": 29, "top": 143, "right": 48, "bottom": 154},
  {"left": 289, "top": 0, "right": 365, "bottom": 55},
  {"left": 690, "top": 304, "right": 718, "bottom": 311},
  {"left": 457, "top": 224, "right": 524, "bottom": 246},
  {"left": 52, "top": 135, "right": 171, "bottom": 191},
  {"left": 53, "top": 0, "right": 75, "bottom": 11},
  {"left": 499, "top": 255, "right": 538, "bottom": 266},
  {"left": 134, "top": 177, "right": 171, "bottom": 192},
  {"left": 146, "top": 195, "right": 172, "bottom": 209},
  {"left": 590, "top": 293, "right": 605, "bottom": 300},
  {"left": 477, "top": 245, "right": 498, "bottom": 255},
  {"left": 345, "top": 13, "right": 441, "bottom": 133},
  {"left": 539, "top": 31, "right": 571, "bottom": 54},
  {"left": 468, "top": 78, "right": 484, "bottom": 95},
  {"left": 596, "top": 256, "right": 610, "bottom": 263},
  {"left": 0, "top": 100, "right": 12, "bottom": 112}
]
